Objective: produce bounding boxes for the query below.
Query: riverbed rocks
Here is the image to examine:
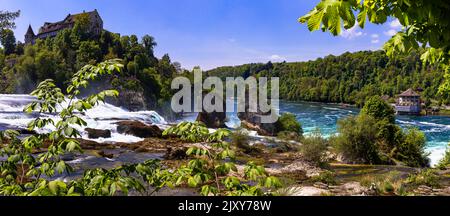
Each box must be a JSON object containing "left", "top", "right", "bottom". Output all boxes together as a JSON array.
[
  {"left": 196, "top": 111, "right": 227, "bottom": 128},
  {"left": 236, "top": 90, "right": 282, "bottom": 136},
  {"left": 239, "top": 118, "right": 281, "bottom": 136},
  {"left": 85, "top": 128, "right": 111, "bottom": 139},
  {"left": 267, "top": 159, "right": 323, "bottom": 177},
  {"left": 195, "top": 92, "right": 227, "bottom": 128},
  {"left": 116, "top": 120, "right": 162, "bottom": 138},
  {"left": 119, "top": 137, "right": 187, "bottom": 153},
  {"left": 280, "top": 181, "right": 371, "bottom": 196}
]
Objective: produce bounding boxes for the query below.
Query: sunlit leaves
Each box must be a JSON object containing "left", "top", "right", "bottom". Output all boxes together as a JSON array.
[
  {"left": 299, "top": 0, "right": 358, "bottom": 36},
  {"left": 169, "top": 122, "right": 281, "bottom": 196},
  {"left": 0, "top": 60, "right": 128, "bottom": 196},
  {"left": 300, "top": 0, "right": 450, "bottom": 94},
  {"left": 163, "top": 121, "right": 210, "bottom": 142},
  {"left": 383, "top": 32, "right": 418, "bottom": 59}
]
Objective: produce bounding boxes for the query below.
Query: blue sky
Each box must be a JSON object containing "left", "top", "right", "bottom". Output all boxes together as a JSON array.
[{"left": 2, "top": 0, "right": 402, "bottom": 70}]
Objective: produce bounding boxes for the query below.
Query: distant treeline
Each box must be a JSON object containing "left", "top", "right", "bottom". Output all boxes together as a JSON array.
[{"left": 207, "top": 50, "right": 448, "bottom": 107}]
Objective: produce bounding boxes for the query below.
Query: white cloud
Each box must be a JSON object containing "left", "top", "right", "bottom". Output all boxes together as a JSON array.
[
  {"left": 389, "top": 19, "right": 402, "bottom": 29},
  {"left": 340, "top": 25, "right": 364, "bottom": 39},
  {"left": 371, "top": 39, "right": 380, "bottom": 44},
  {"left": 269, "top": 55, "right": 285, "bottom": 61},
  {"left": 371, "top": 34, "right": 379, "bottom": 38},
  {"left": 384, "top": 29, "right": 398, "bottom": 36}
]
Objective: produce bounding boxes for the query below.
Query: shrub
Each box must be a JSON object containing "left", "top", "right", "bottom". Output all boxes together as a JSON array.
[
  {"left": 230, "top": 128, "right": 261, "bottom": 154},
  {"left": 300, "top": 129, "right": 329, "bottom": 167},
  {"left": 310, "top": 170, "right": 336, "bottom": 185},
  {"left": 231, "top": 128, "right": 249, "bottom": 148},
  {"left": 333, "top": 114, "right": 382, "bottom": 164},
  {"left": 277, "top": 112, "right": 303, "bottom": 136},
  {"left": 375, "top": 118, "right": 403, "bottom": 153},
  {"left": 406, "top": 169, "right": 440, "bottom": 187},
  {"left": 437, "top": 144, "right": 450, "bottom": 169},
  {"left": 277, "top": 131, "right": 301, "bottom": 141},
  {"left": 359, "top": 171, "right": 406, "bottom": 195},
  {"left": 394, "top": 128, "right": 430, "bottom": 167},
  {"left": 360, "top": 95, "right": 396, "bottom": 123},
  {"left": 162, "top": 121, "right": 209, "bottom": 142}
]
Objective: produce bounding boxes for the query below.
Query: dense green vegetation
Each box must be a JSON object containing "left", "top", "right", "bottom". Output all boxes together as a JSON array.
[
  {"left": 0, "top": 12, "right": 183, "bottom": 110},
  {"left": 300, "top": 129, "right": 329, "bottom": 167},
  {"left": 207, "top": 50, "right": 447, "bottom": 107},
  {"left": 0, "top": 59, "right": 281, "bottom": 196},
  {"left": 332, "top": 96, "right": 429, "bottom": 167},
  {"left": 299, "top": 0, "right": 450, "bottom": 96}
]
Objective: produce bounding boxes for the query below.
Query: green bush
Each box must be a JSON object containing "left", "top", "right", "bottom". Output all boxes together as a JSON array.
[
  {"left": 310, "top": 170, "right": 336, "bottom": 185},
  {"left": 360, "top": 95, "right": 396, "bottom": 123},
  {"left": 162, "top": 121, "right": 209, "bottom": 142},
  {"left": 437, "top": 144, "right": 450, "bottom": 169},
  {"left": 277, "top": 131, "right": 301, "bottom": 141},
  {"left": 277, "top": 112, "right": 303, "bottom": 136},
  {"left": 333, "top": 114, "right": 382, "bottom": 164},
  {"left": 332, "top": 96, "right": 430, "bottom": 168},
  {"left": 394, "top": 128, "right": 430, "bottom": 167},
  {"left": 300, "top": 129, "right": 329, "bottom": 167},
  {"left": 406, "top": 169, "right": 440, "bottom": 187},
  {"left": 230, "top": 128, "right": 262, "bottom": 154},
  {"left": 231, "top": 128, "right": 249, "bottom": 148},
  {"left": 359, "top": 171, "right": 406, "bottom": 195}
]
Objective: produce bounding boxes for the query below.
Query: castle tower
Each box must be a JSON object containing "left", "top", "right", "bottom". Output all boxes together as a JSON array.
[{"left": 25, "top": 25, "right": 36, "bottom": 44}]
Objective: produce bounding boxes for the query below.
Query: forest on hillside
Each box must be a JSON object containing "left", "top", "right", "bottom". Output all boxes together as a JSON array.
[
  {"left": 0, "top": 15, "right": 184, "bottom": 111},
  {"left": 207, "top": 50, "right": 448, "bottom": 107}
]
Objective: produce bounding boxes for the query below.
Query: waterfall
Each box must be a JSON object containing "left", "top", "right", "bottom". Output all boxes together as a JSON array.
[{"left": 0, "top": 94, "right": 167, "bottom": 143}]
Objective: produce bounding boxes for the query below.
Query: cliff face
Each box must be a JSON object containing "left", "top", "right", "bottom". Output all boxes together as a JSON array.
[{"left": 116, "top": 90, "right": 147, "bottom": 111}]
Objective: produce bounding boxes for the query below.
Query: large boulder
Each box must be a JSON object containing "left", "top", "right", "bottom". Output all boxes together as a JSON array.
[
  {"left": 237, "top": 91, "right": 281, "bottom": 136},
  {"left": 116, "top": 120, "right": 162, "bottom": 138},
  {"left": 116, "top": 90, "right": 147, "bottom": 111},
  {"left": 195, "top": 91, "right": 227, "bottom": 128},
  {"left": 196, "top": 111, "right": 227, "bottom": 128},
  {"left": 85, "top": 128, "right": 111, "bottom": 139}
]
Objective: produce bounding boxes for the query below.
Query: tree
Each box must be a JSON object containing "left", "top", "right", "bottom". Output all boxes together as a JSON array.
[
  {"left": 299, "top": 0, "right": 450, "bottom": 94},
  {"left": 361, "top": 95, "right": 396, "bottom": 123},
  {"left": 0, "top": 29, "right": 16, "bottom": 55},
  {"left": 76, "top": 41, "right": 101, "bottom": 67},
  {"left": 158, "top": 54, "right": 175, "bottom": 78},
  {"left": 277, "top": 112, "right": 303, "bottom": 135},
  {"left": 334, "top": 114, "right": 382, "bottom": 164},
  {"left": 142, "top": 34, "right": 157, "bottom": 57},
  {"left": 0, "top": 10, "right": 20, "bottom": 30}
]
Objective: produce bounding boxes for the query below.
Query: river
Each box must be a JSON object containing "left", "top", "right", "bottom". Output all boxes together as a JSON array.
[
  {"left": 1, "top": 94, "right": 449, "bottom": 166},
  {"left": 181, "top": 100, "right": 450, "bottom": 166}
]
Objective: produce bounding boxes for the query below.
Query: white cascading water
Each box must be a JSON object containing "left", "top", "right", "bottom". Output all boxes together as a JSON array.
[{"left": 0, "top": 94, "right": 167, "bottom": 143}]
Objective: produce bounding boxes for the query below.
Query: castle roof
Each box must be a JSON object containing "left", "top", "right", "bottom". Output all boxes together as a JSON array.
[
  {"left": 399, "top": 88, "right": 420, "bottom": 97},
  {"left": 38, "top": 9, "right": 99, "bottom": 35},
  {"left": 25, "top": 24, "right": 35, "bottom": 36}
]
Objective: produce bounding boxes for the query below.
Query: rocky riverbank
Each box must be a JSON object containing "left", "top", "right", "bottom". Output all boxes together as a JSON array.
[{"left": 58, "top": 120, "right": 450, "bottom": 196}]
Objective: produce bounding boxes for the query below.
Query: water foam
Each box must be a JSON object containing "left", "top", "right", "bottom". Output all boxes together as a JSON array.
[{"left": 0, "top": 94, "right": 166, "bottom": 144}]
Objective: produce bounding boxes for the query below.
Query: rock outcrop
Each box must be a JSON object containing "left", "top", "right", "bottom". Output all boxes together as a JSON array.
[
  {"left": 195, "top": 91, "right": 227, "bottom": 128},
  {"left": 236, "top": 90, "right": 281, "bottom": 136},
  {"left": 116, "top": 90, "right": 147, "bottom": 111},
  {"left": 85, "top": 128, "right": 111, "bottom": 139},
  {"left": 116, "top": 120, "right": 162, "bottom": 138}
]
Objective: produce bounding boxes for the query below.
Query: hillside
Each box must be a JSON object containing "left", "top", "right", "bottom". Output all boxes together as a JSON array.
[{"left": 207, "top": 50, "right": 447, "bottom": 107}]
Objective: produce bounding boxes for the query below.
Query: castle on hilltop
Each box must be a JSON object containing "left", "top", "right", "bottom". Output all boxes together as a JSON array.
[{"left": 25, "top": 9, "right": 103, "bottom": 44}]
